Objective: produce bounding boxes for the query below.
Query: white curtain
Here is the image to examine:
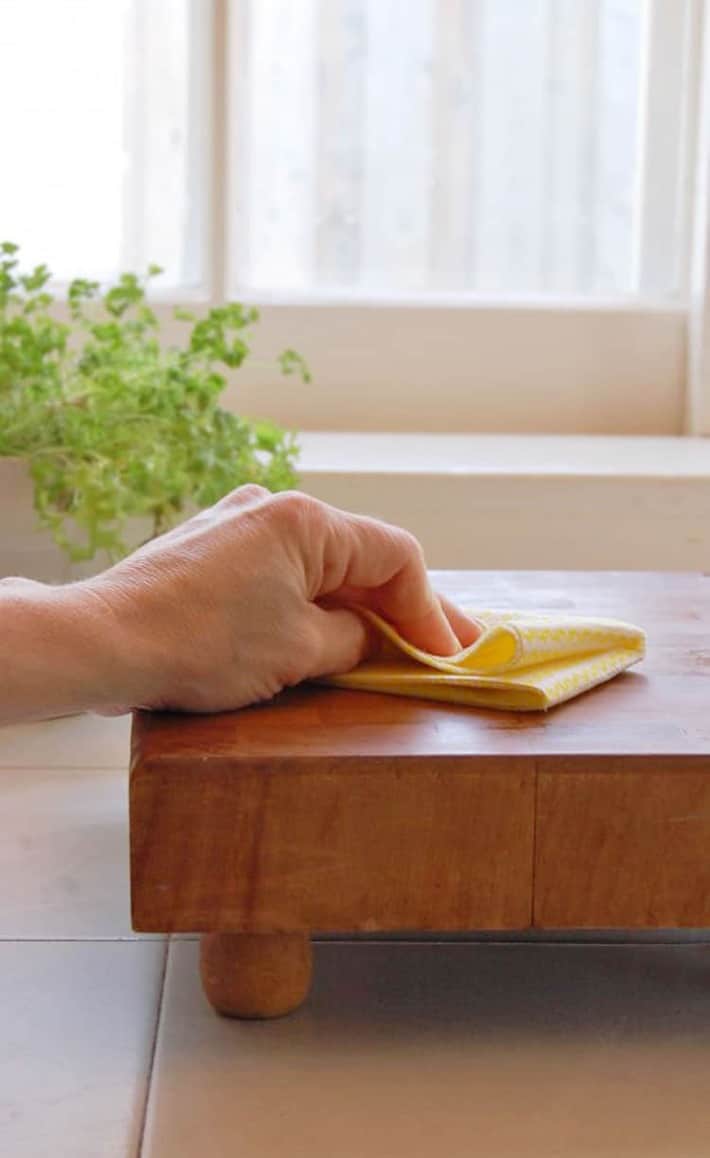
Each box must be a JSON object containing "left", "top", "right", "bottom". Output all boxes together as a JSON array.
[{"left": 237, "top": 0, "right": 670, "bottom": 298}]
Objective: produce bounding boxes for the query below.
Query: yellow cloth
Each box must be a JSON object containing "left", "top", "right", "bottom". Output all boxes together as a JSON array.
[{"left": 322, "top": 609, "right": 646, "bottom": 711}]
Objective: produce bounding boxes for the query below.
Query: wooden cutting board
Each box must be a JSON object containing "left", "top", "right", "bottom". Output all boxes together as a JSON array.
[{"left": 130, "top": 571, "right": 710, "bottom": 1017}]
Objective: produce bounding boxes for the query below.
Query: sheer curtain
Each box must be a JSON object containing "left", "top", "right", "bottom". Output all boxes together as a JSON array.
[
  {"left": 0, "top": 0, "right": 696, "bottom": 301},
  {"left": 233, "top": 0, "right": 692, "bottom": 299},
  {"left": 0, "top": 0, "right": 203, "bottom": 288}
]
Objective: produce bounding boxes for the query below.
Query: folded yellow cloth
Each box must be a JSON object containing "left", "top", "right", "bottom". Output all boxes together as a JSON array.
[{"left": 322, "top": 609, "right": 646, "bottom": 711}]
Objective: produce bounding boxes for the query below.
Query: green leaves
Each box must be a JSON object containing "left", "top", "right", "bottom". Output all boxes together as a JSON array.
[
  {"left": 278, "top": 348, "right": 312, "bottom": 383},
  {"left": 67, "top": 277, "right": 100, "bottom": 319},
  {"left": 0, "top": 245, "right": 309, "bottom": 561}
]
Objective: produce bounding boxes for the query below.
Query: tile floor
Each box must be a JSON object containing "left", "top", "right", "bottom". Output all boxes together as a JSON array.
[{"left": 2, "top": 712, "right": 710, "bottom": 1157}]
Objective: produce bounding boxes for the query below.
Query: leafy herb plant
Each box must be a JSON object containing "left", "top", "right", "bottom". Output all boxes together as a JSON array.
[{"left": 0, "top": 242, "right": 309, "bottom": 561}]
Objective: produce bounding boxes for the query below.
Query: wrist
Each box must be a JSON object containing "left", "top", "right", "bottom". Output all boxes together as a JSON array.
[
  {"left": 65, "top": 578, "right": 156, "bottom": 715},
  {"left": 0, "top": 577, "right": 140, "bottom": 722}
]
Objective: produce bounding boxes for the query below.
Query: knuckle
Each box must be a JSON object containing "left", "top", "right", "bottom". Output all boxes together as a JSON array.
[
  {"left": 225, "top": 483, "right": 269, "bottom": 505},
  {"left": 396, "top": 526, "right": 425, "bottom": 561},
  {"left": 272, "top": 490, "right": 322, "bottom": 527}
]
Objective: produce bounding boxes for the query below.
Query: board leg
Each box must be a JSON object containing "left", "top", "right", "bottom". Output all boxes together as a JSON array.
[{"left": 199, "top": 932, "right": 313, "bottom": 1019}]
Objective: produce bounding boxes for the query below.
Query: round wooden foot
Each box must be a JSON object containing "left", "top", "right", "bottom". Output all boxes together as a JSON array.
[{"left": 200, "top": 932, "right": 313, "bottom": 1019}]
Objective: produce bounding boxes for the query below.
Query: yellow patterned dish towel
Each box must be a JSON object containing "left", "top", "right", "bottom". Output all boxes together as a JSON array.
[{"left": 322, "top": 609, "right": 646, "bottom": 712}]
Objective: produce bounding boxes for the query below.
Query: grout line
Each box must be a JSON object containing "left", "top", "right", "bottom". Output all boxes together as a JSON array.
[
  {"left": 0, "top": 936, "right": 168, "bottom": 943},
  {"left": 136, "top": 937, "right": 170, "bottom": 1158},
  {"left": 0, "top": 762, "right": 129, "bottom": 769}
]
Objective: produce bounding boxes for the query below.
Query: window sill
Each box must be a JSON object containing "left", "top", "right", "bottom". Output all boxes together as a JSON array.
[
  {"left": 299, "top": 433, "right": 710, "bottom": 570},
  {"left": 299, "top": 432, "right": 710, "bottom": 479}
]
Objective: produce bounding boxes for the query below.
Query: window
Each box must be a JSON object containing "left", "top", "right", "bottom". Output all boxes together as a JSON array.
[
  {"left": 234, "top": 0, "right": 690, "bottom": 301},
  {"left": 0, "top": 0, "right": 206, "bottom": 288},
  {"left": 1, "top": 0, "right": 708, "bottom": 434}
]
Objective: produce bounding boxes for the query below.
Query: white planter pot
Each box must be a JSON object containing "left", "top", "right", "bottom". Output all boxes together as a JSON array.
[
  {"left": 0, "top": 457, "right": 68, "bottom": 582},
  {"left": 0, "top": 456, "right": 152, "bottom": 584}
]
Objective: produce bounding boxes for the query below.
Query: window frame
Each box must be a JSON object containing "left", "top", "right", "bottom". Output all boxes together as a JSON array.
[
  {"left": 688, "top": 0, "right": 710, "bottom": 435},
  {"left": 45, "top": 0, "right": 710, "bottom": 436},
  {"left": 210, "top": 0, "right": 702, "bottom": 435}
]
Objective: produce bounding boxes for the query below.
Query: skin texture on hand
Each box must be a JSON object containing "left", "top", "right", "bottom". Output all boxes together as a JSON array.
[
  {"left": 1, "top": 487, "right": 480, "bottom": 722},
  {"left": 85, "top": 486, "right": 480, "bottom": 713}
]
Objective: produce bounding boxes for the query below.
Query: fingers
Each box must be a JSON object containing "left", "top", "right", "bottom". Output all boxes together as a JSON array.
[
  {"left": 289, "top": 499, "right": 465, "bottom": 656},
  {"left": 304, "top": 604, "right": 372, "bottom": 678},
  {"left": 268, "top": 493, "right": 479, "bottom": 659},
  {"left": 379, "top": 599, "right": 462, "bottom": 656},
  {"left": 437, "top": 594, "right": 482, "bottom": 648}
]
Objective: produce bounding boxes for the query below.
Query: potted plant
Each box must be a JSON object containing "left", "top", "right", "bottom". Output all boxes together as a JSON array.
[{"left": 0, "top": 241, "right": 308, "bottom": 573}]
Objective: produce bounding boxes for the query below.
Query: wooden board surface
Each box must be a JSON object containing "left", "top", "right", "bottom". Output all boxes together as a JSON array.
[
  {"left": 132, "top": 571, "right": 710, "bottom": 764},
  {"left": 130, "top": 572, "right": 710, "bottom": 933},
  {"left": 535, "top": 764, "right": 710, "bottom": 927},
  {"left": 131, "top": 759, "right": 534, "bottom": 932}
]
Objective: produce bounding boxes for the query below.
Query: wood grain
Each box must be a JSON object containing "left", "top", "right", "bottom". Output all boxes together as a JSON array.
[
  {"left": 535, "top": 760, "right": 710, "bottom": 927},
  {"left": 133, "top": 572, "right": 710, "bottom": 763},
  {"left": 199, "top": 933, "right": 312, "bottom": 1018},
  {"left": 130, "top": 572, "right": 710, "bottom": 937},
  {"left": 131, "top": 758, "right": 533, "bottom": 932}
]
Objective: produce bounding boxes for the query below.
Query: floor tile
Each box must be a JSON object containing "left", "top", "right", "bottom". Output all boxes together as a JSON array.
[
  {"left": 0, "top": 766, "right": 151, "bottom": 940},
  {"left": 144, "top": 940, "right": 710, "bottom": 1158},
  {"left": 0, "top": 940, "right": 166, "bottom": 1158},
  {"left": 0, "top": 713, "right": 131, "bottom": 770}
]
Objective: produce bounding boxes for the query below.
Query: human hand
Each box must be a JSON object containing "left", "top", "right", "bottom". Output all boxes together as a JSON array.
[{"left": 80, "top": 487, "right": 480, "bottom": 713}]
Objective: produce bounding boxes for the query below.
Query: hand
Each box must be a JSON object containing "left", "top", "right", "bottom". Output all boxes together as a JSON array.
[{"left": 80, "top": 487, "right": 480, "bottom": 713}]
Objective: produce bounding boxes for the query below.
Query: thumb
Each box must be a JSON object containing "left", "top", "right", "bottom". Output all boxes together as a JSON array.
[{"left": 305, "top": 605, "right": 373, "bottom": 679}]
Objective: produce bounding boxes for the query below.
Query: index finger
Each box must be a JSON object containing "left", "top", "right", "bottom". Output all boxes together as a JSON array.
[{"left": 308, "top": 504, "right": 478, "bottom": 656}]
